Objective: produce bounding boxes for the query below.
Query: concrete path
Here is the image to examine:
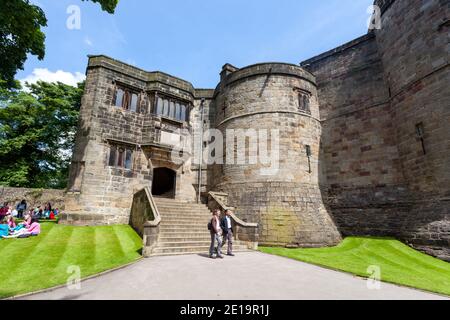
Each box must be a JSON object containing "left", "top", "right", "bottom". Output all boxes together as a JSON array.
[{"left": 20, "top": 252, "right": 447, "bottom": 300}]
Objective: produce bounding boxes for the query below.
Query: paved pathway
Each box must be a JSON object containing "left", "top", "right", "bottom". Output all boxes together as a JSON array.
[{"left": 20, "top": 252, "right": 447, "bottom": 300}]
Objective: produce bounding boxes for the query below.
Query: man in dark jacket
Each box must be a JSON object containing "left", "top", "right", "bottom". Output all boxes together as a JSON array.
[
  {"left": 209, "top": 209, "right": 224, "bottom": 259},
  {"left": 220, "top": 209, "right": 234, "bottom": 256}
]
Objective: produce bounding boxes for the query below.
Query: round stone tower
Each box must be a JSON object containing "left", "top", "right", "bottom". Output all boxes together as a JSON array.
[{"left": 212, "top": 63, "right": 341, "bottom": 247}]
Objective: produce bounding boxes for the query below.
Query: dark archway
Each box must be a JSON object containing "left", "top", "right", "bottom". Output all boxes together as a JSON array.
[{"left": 152, "top": 168, "right": 176, "bottom": 198}]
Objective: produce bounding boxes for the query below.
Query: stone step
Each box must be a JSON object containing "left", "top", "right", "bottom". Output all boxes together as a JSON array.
[
  {"left": 159, "top": 221, "right": 207, "bottom": 226},
  {"left": 161, "top": 212, "right": 212, "bottom": 219},
  {"left": 152, "top": 245, "right": 250, "bottom": 255},
  {"left": 158, "top": 241, "right": 213, "bottom": 248},
  {"left": 154, "top": 201, "right": 207, "bottom": 206},
  {"left": 159, "top": 226, "right": 209, "bottom": 232},
  {"left": 158, "top": 209, "right": 211, "bottom": 213},
  {"left": 161, "top": 217, "right": 210, "bottom": 223},
  {"left": 159, "top": 235, "right": 212, "bottom": 242},
  {"left": 159, "top": 231, "right": 211, "bottom": 236},
  {"left": 156, "top": 208, "right": 211, "bottom": 213},
  {"left": 157, "top": 240, "right": 247, "bottom": 248}
]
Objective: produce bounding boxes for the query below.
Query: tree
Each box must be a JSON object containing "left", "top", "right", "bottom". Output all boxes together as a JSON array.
[
  {"left": 0, "top": 0, "right": 119, "bottom": 89},
  {"left": 0, "top": 81, "right": 83, "bottom": 189}
]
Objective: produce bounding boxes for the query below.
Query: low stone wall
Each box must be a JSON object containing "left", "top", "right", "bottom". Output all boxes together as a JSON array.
[
  {"left": 328, "top": 186, "right": 450, "bottom": 262},
  {"left": 0, "top": 187, "right": 65, "bottom": 210}
]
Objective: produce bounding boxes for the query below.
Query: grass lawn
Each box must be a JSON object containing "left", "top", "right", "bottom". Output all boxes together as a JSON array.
[
  {"left": 0, "top": 222, "right": 142, "bottom": 299},
  {"left": 260, "top": 237, "right": 450, "bottom": 297}
]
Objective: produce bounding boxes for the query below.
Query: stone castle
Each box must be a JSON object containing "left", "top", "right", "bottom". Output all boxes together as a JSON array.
[{"left": 62, "top": 0, "right": 449, "bottom": 260}]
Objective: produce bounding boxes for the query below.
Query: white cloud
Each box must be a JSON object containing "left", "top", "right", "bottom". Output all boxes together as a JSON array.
[
  {"left": 84, "top": 36, "right": 93, "bottom": 46},
  {"left": 20, "top": 68, "right": 86, "bottom": 87}
]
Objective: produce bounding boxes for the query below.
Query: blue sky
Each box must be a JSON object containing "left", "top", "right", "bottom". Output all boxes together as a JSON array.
[{"left": 20, "top": 0, "right": 374, "bottom": 88}]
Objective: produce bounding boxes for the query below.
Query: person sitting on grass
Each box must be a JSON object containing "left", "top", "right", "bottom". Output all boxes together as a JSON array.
[
  {"left": 43, "top": 203, "right": 52, "bottom": 219},
  {"left": 0, "top": 202, "right": 8, "bottom": 218},
  {"left": 5, "top": 214, "right": 16, "bottom": 229},
  {"left": 0, "top": 219, "right": 9, "bottom": 239},
  {"left": 9, "top": 214, "right": 31, "bottom": 233},
  {"left": 2, "top": 217, "right": 41, "bottom": 239}
]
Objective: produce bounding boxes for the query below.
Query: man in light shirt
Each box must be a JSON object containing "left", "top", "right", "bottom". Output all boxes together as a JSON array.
[{"left": 221, "top": 209, "right": 234, "bottom": 256}]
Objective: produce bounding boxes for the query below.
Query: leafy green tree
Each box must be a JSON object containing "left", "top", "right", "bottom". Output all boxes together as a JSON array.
[
  {"left": 0, "top": 81, "right": 83, "bottom": 189},
  {"left": 0, "top": 0, "right": 119, "bottom": 89}
]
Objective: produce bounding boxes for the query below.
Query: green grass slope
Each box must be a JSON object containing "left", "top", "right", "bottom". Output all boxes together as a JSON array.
[
  {"left": 0, "top": 222, "right": 142, "bottom": 299},
  {"left": 260, "top": 237, "right": 450, "bottom": 296}
]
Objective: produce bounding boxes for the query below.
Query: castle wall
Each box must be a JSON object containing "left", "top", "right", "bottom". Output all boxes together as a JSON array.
[
  {"left": 212, "top": 64, "right": 341, "bottom": 247},
  {"left": 300, "top": 32, "right": 414, "bottom": 244},
  {"left": 301, "top": 0, "right": 449, "bottom": 260},
  {"left": 63, "top": 0, "right": 448, "bottom": 259},
  {"left": 374, "top": 0, "right": 450, "bottom": 259}
]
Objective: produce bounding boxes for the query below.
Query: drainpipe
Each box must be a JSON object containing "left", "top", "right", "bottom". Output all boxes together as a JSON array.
[{"left": 198, "top": 98, "right": 205, "bottom": 203}]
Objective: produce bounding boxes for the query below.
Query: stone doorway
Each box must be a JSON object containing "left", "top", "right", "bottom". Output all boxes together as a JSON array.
[{"left": 152, "top": 167, "right": 176, "bottom": 198}]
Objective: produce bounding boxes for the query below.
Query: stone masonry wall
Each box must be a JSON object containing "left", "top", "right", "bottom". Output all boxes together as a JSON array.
[
  {"left": 374, "top": 0, "right": 449, "bottom": 260},
  {"left": 212, "top": 64, "right": 341, "bottom": 247},
  {"left": 64, "top": 56, "right": 201, "bottom": 225},
  {"left": 301, "top": 0, "right": 449, "bottom": 260},
  {"left": 0, "top": 187, "right": 65, "bottom": 211}
]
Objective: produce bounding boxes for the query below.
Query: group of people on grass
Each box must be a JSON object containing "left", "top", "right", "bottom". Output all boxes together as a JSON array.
[
  {"left": 0, "top": 200, "right": 58, "bottom": 240},
  {"left": 0, "top": 200, "right": 59, "bottom": 220},
  {"left": 0, "top": 213, "right": 41, "bottom": 239}
]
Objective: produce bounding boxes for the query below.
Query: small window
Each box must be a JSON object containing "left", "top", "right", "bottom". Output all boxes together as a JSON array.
[
  {"left": 152, "top": 94, "right": 188, "bottom": 122},
  {"left": 175, "top": 103, "right": 181, "bottom": 121},
  {"left": 298, "top": 93, "right": 311, "bottom": 114},
  {"left": 117, "top": 147, "right": 125, "bottom": 167},
  {"left": 156, "top": 97, "right": 163, "bottom": 115},
  {"left": 113, "top": 86, "right": 140, "bottom": 112},
  {"left": 305, "top": 145, "right": 312, "bottom": 157},
  {"left": 108, "top": 145, "right": 134, "bottom": 170},
  {"left": 125, "top": 149, "right": 133, "bottom": 170},
  {"left": 108, "top": 146, "right": 117, "bottom": 166},
  {"left": 163, "top": 99, "right": 170, "bottom": 117},
  {"left": 169, "top": 101, "right": 176, "bottom": 119},
  {"left": 180, "top": 104, "right": 186, "bottom": 121},
  {"left": 130, "top": 94, "right": 139, "bottom": 112},
  {"left": 115, "top": 89, "right": 125, "bottom": 108}
]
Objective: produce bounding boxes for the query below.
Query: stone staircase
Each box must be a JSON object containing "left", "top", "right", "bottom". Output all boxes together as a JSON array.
[{"left": 152, "top": 198, "right": 251, "bottom": 256}]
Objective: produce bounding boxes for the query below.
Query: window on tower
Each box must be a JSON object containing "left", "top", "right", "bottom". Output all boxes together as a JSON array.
[{"left": 298, "top": 92, "right": 311, "bottom": 114}]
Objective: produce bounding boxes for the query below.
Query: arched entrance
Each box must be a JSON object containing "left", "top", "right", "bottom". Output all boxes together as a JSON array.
[{"left": 152, "top": 167, "right": 176, "bottom": 198}]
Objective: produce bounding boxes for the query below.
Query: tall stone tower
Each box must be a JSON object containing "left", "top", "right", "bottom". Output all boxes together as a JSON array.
[{"left": 211, "top": 63, "right": 342, "bottom": 247}]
